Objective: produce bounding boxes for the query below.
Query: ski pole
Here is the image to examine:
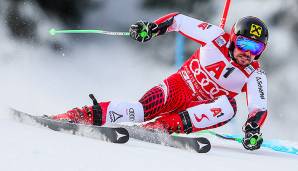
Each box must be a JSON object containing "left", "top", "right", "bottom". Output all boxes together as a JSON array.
[
  {"left": 50, "top": 1, "right": 231, "bottom": 36},
  {"left": 197, "top": 130, "right": 298, "bottom": 155},
  {"left": 219, "top": 0, "right": 232, "bottom": 29},
  {"left": 49, "top": 28, "right": 130, "bottom": 36}
]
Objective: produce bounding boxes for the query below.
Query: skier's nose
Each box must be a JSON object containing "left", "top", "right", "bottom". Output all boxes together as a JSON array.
[
  {"left": 243, "top": 50, "right": 253, "bottom": 59},
  {"left": 244, "top": 50, "right": 252, "bottom": 56}
]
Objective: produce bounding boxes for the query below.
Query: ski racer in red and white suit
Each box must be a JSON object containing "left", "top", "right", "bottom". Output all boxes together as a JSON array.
[{"left": 51, "top": 13, "right": 269, "bottom": 151}]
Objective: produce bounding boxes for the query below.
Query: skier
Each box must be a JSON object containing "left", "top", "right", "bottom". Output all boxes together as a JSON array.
[{"left": 50, "top": 13, "right": 268, "bottom": 151}]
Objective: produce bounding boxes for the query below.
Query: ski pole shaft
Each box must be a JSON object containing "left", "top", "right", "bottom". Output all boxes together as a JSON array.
[
  {"left": 197, "top": 130, "right": 298, "bottom": 155},
  {"left": 219, "top": 0, "right": 232, "bottom": 29},
  {"left": 49, "top": 28, "right": 130, "bottom": 36},
  {"left": 200, "top": 130, "right": 242, "bottom": 142}
]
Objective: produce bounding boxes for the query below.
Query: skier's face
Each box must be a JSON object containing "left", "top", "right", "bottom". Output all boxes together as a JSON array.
[{"left": 233, "top": 47, "right": 256, "bottom": 66}]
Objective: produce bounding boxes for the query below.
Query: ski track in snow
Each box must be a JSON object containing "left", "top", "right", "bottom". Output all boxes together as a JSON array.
[{"left": 0, "top": 115, "right": 297, "bottom": 171}]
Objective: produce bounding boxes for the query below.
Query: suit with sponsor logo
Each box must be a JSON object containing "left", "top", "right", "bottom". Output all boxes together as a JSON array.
[
  {"left": 52, "top": 13, "right": 268, "bottom": 134},
  {"left": 138, "top": 13, "right": 268, "bottom": 132}
]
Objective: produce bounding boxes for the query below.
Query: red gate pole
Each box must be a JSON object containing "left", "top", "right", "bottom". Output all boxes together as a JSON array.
[{"left": 219, "top": 0, "right": 232, "bottom": 29}]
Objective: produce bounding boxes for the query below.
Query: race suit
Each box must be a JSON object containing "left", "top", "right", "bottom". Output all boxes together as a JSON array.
[{"left": 54, "top": 13, "right": 268, "bottom": 134}]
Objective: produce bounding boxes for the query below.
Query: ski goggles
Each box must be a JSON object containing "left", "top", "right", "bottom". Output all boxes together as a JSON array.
[{"left": 235, "top": 36, "right": 265, "bottom": 56}]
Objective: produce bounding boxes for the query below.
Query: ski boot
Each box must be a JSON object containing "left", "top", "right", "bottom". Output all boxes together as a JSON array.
[{"left": 48, "top": 94, "right": 103, "bottom": 126}]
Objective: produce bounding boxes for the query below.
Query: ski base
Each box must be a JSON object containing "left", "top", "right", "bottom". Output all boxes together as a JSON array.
[{"left": 11, "top": 108, "right": 129, "bottom": 144}]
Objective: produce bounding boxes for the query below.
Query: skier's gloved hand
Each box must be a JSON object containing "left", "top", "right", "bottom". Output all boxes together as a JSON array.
[
  {"left": 242, "top": 121, "right": 263, "bottom": 151},
  {"left": 129, "top": 21, "right": 158, "bottom": 42}
]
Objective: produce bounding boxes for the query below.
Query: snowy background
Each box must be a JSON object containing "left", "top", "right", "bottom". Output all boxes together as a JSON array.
[{"left": 0, "top": 0, "right": 298, "bottom": 170}]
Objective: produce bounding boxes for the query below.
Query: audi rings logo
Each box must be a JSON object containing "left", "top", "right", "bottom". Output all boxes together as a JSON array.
[
  {"left": 188, "top": 59, "right": 229, "bottom": 98},
  {"left": 127, "top": 108, "right": 135, "bottom": 121}
]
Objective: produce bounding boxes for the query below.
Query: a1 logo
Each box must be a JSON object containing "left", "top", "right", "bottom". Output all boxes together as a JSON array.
[
  {"left": 205, "top": 61, "right": 235, "bottom": 79},
  {"left": 205, "top": 61, "right": 226, "bottom": 79},
  {"left": 211, "top": 108, "right": 224, "bottom": 118}
]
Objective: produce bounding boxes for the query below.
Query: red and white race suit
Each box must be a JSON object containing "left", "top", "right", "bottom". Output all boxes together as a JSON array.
[{"left": 53, "top": 13, "right": 268, "bottom": 133}]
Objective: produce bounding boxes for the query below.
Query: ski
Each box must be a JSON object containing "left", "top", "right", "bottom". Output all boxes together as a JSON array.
[
  {"left": 11, "top": 108, "right": 129, "bottom": 144},
  {"left": 10, "top": 108, "right": 210, "bottom": 152},
  {"left": 120, "top": 125, "right": 211, "bottom": 153}
]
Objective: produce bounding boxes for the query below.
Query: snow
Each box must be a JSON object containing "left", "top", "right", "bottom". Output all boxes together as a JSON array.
[{"left": 0, "top": 115, "right": 297, "bottom": 171}]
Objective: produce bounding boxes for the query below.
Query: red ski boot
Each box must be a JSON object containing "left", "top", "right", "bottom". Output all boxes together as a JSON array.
[{"left": 50, "top": 94, "right": 103, "bottom": 126}]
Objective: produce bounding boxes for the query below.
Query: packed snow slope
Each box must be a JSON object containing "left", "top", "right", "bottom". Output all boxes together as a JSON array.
[{"left": 0, "top": 112, "right": 297, "bottom": 171}]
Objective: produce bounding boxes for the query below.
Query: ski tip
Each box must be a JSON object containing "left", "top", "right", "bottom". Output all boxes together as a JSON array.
[{"left": 9, "top": 107, "right": 21, "bottom": 116}]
